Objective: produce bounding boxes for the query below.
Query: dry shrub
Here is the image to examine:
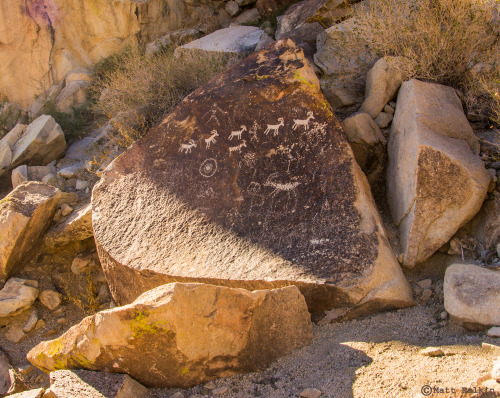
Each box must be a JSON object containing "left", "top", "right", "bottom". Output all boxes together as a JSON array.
[
  {"left": 86, "top": 46, "right": 241, "bottom": 173},
  {"left": 330, "top": 0, "right": 500, "bottom": 121},
  {"left": 91, "top": 47, "right": 241, "bottom": 138}
]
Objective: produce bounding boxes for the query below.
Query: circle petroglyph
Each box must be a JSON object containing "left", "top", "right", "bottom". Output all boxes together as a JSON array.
[{"left": 199, "top": 158, "right": 218, "bottom": 177}]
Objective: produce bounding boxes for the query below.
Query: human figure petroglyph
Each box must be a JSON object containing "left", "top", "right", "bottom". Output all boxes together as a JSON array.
[
  {"left": 264, "top": 118, "right": 285, "bottom": 136},
  {"left": 229, "top": 126, "right": 247, "bottom": 140},
  {"left": 179, "top": 139, "right": 197, "bottom": 154},
  {"left": 249, "top": 121, "right": 259, "bottom": 142},
  {"left": 202, "top": 103, "right": 228, "bottom": 126},
  {"left": 292, "top": 111, "right": 315, "bottom": 130}
]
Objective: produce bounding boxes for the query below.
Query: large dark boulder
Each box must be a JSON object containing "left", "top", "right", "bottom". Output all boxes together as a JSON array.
[{"left": 92, "top": 39, "right": 414, "bottom": 319}]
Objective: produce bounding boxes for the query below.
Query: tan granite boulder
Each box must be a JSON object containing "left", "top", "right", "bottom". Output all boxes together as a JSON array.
[
  {"left": 444, "top": 263, "right": 500, "bottom": 330},
  {"left": 28, "top": 283, "right": 312, "bottom": 388},
  {"left": 0, "top": 182, "right": 60, "bottom": 281},
  {"left": 10, "top": 115, "right": 66, "bottom": 168},
  {"left": 387, "top": 79, "right": 490, "bottom": 267},
  {"left": 92, "top": 39, "right": 414, "bottom": 318},
  {"left": 43, "top": 203, "right": 93, "bottom": 248},
  {"left": 341, "top": 112, "right": 387, "bottom": 185},
  {"left": 45, "top": 370, "right": 148, "bottom": 398}
]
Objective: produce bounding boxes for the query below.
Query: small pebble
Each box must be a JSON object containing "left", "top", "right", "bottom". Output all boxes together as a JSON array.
[
  {"left": 414, "top": 286, "right": 423, "bottom": 296},
  {"left": 213, "top": 386, "right": 229, "bottom": 395},
  {"left": 389, "top": 101, "right": 396, "bottom": 108},
  {"left": 23, "top": 309, "right": 39, "bottom": 333},
  {"left": 420, "top": 347, "right": 444, "bottom": 357},
  {"left": 35, "top": 319, "right": 45, "bottom": 330},
  {"left": 34, "top": 374, "right": 43, "bottom": 383},
  {"left": 487, "top": 326, "right": 500, "bottom": 338},
  {"left": 5, "top": 325, "right": 26, "bottom": 343},
  {"left": 60, "top": 203, "right": 73, "bottom": 217},
  {"left": 19, "top": 364, "right": 34, "bottom": 375},
  {"left": 417, "top": 279, "right": 432, "bottom": 289},
  {"left": 440, "top": 311, "right": 448, "bottom": 320},
  {"left": 42, "top": 329, "right": 57, "bottom": 337},
  {"left": 482, "top": 342, "right": 500, "bottom": 351},
  {"left": 300, "top": 388, "right": 322, "bottom": 398},
  {"left": 53, "top": 209, "right": 62, "bottom": 223},
  {"left": 76, "top": 179, "right": 89, "bottom": 190},
  {"left": 171, "top": 393, "right": 184, "bottom": 398},
  {"left": 384, "top": 104, "right": 395, "bottom": 114},
  {"left": 57, "top": 318, "right": 68, "bottom": 325},
  {"left": 39, "top": 290, "right": 62, "bottom": 310},
  {"left": 421, "top": 289, "right": 433, "bottom": 304},
  {"left": 204, "top": 381, "right": 216, "bottom": 390},
  {"left": 24, "top": 279, "right": 38, "bottom": 288},
  {"left": 374, "top": 112, "right": 393, "bottom": 128},
  {"left": 53, "top": 307, "right": 65, "bottom": 317}
]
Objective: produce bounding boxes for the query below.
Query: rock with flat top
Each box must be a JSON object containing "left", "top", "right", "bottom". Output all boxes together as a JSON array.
[
  {"left": 55, "top": 81, "right": 89, "bottom": 113},
  {"left": 175, "top": 26, "right": 264, "bottom": 56},
  {"left": 46, "top": 370, "right": 147, "bottom": 398},
  {"left": 276, "top": 0, "right": 354, "bottom": 39},
  {"left": 387, "top": 79, "right": 489, "bottom": 267},
  {"left": 0, "top": 278, "right": 38, "bottom": 318},
  {"left": 0, "top": 125, "right": 26, "bottom": 176},
  {"left": 0, "top": 182, "right": 60, "bottom": 281},
  {"left": 28, "top": 283, "right": 312, "bottom": 388},
  {"left": 92, "top": 39, "right": 414, "bottom": 317},
  {"left": 6, "top": 388, "right": 44, "bottom": 398},
  {"left": 10, "top": 115, "right": 66, "bottom": 168},
  {"left": 43, "top": 203, "right": 93, "bottom": 248},
  {"left": 360, "top": 57, "right": 406, "bottom": 119},
  {"left": 420, "top": 347, "right": 444, "bottom": 357},
  {"left": 488, "top": 327, "right": 500, "bottom": 338},
  {"left": 11, "top": 165, "right": 28, "bottom": 189},
  {"left": 444, "top": 263, "right": 500, "bottom": 329},
  {"left": 341, "top": 112, "right": 386, "bottom": 185},
  {"left": 38, "top": 290, "right": 62, "bottom": 311}
]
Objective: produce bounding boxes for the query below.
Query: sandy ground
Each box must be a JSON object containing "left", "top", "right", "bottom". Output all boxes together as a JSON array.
[{"left": 148, "top": 303, "right": 499, "bottom": 398}]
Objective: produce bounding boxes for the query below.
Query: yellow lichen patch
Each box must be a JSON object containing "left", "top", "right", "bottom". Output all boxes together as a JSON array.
[
  {"left": 47, "top": 339, "right": 65, "bottom": 357},
  {"left": 130, "top": 310, "right": 168, "bottom": 339}
]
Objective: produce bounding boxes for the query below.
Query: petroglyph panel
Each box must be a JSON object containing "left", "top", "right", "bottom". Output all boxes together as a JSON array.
[{"left": 92, "top": 39, "right": 414, "bottom": 316}]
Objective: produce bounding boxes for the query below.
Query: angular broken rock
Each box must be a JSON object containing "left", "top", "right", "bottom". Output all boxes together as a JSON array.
[
  {"left": 28, "top": 283, "right": 313, "bottom": 388},
  {"left": 341, "top": 112, "right": 387, "bottom": 185},
  {"left": 10, "top": 115, "right": 66, "bottom": 168},
  {"left": 359, "top": 57, "right": 406, "bottom": 119},
  {"left": 0, "top": 182, "right": 60, "bottom": 281},
  {"left": 387, "top": 79, "right": 490, "bottom": 267},
  {"left": 275, "top": 0, "right": 355, "bottom": 39},
  {"left": 444, "top": 263, "right": 500, "bottom": 330},
  {"left": 0, "top": 278, "right": 39, "bottom": 318},
  {"left": 46, "top": 370, "right": 148, "bottom": 398},
  {"left": 92, "top": 39, "right": 414, "bottom": 316},
  {"left": 175, "top": 26, "right": 264, "bottom": 56}
]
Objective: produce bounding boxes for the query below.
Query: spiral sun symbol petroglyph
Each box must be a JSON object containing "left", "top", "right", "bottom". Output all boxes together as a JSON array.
[{"left": 199, "top": 158, "right": 218, "bottom": 177}]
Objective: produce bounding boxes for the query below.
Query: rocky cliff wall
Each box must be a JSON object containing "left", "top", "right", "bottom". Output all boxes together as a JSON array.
[{"left": 0, "top": 0, "right": 218, "bottom": 108}]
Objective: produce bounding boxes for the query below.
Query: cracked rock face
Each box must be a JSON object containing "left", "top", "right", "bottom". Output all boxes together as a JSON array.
[
  {"left": 28, "top": 283, "right": 313, "bottom": 388},
  {"left": 387, "top": 79, "right": 490, "bottom": 268},
  {"left": 92, "top": 39, "right": 414, "bottom": 318},
  {"left": 0, "top": 181, "right": 60, "bottom": 282},
  {"left": 0, "top": 0, "right": 219, "bottom": 108}
]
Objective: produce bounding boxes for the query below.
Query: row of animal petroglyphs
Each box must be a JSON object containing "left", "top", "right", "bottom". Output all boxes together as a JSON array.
[{"left": 178, "top": 111, "right": 317, "bottom": 154}]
